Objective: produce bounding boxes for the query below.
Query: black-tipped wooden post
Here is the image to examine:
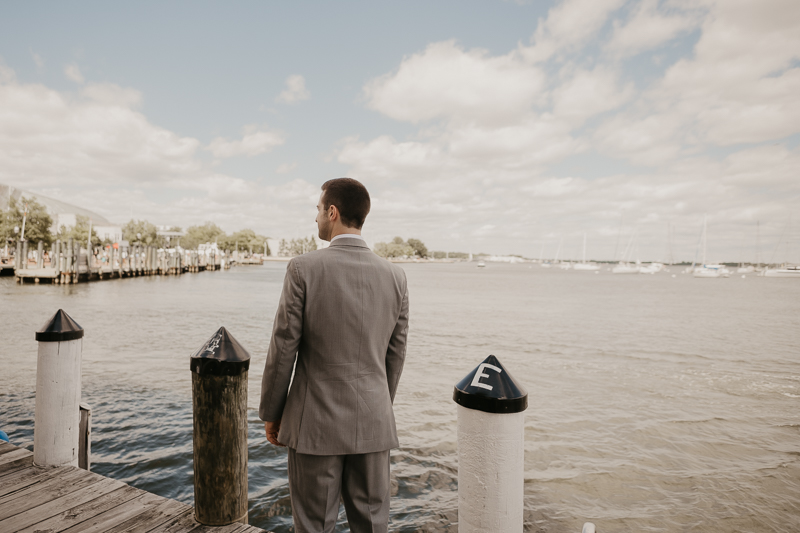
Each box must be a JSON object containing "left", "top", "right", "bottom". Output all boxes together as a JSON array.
[
  {"left": 34, "top": 310, "right": 84, "bottom": 467},
  {"left": 191, "top": 327, "right": 250, "bottom": 526}
]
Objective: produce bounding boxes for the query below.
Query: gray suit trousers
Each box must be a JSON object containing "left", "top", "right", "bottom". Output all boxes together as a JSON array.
[{"left": 288, "top": 448, "right": 391, "bottom": 533}]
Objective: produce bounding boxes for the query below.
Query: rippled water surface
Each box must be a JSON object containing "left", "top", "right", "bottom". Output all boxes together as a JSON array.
[{"left": 1, "top": 263, "right": 799, "bottom": 532}]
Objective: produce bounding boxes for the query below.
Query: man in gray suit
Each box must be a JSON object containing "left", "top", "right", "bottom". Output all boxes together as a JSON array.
[{"left": 260, "top": 178, "right": 410, "bottom": 533}]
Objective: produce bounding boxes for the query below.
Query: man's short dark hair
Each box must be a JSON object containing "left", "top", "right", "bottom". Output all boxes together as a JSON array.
[{"left": 321, "top": 178, "right": 371, "bottom": 229}]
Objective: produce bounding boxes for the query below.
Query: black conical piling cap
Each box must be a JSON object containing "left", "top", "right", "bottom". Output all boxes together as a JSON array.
[
  {"left": 453, "top": 355, "right": 528, "bottom": 414},
  {"left": 36, "top": 309, "right": 84, "bottom": 342},
  {"left": 190, "top": 327, "right": 251, "bottom": 376}
]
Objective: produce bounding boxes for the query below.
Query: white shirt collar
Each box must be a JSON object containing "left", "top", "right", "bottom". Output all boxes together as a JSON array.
[{"left": 331, "top": 234, "right": 365, "bottom": 243}]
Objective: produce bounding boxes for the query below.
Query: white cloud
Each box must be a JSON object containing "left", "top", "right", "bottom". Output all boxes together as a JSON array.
[
  {"left": 0, "top": 73, "right": 199, "bottom": 189},
  {"left": 364, "top": 41, "right": 545, "bottom": 125},
  {"left": 64, "top": 63, "right": 84, "bottom": 84},
  {"left": 523, "top": 0, "right": 627, "bottom": 62},
  {"left": 606, "top": 0, "right": 699, "bottom": 57},
  {"left": 206, "top": 129, "right": 284, "bottom": 158},
  {"left": 276, "top": 74, "right": 310, "bottom": 104},
  {"left": 552, "top": 67, "right": 634, "bottom": 125}
]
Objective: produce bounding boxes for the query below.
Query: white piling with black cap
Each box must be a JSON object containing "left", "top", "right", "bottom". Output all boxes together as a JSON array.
[
  {"left": 453, "top": 355, "right": 528, "bottom": 533},
  {"left": 191, "top": 327, "right": 251, "bottom": 526},
  {"left": 34, "top": 309, "right": 84, "bottom": 467}
]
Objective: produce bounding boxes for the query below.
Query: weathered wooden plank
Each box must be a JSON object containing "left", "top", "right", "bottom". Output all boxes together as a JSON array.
[
  {"left": 193, "top": 522, "right": 247, "bottom": 533},
  {"left": 0, "top": 477, "right": 124, "bottom": 531},
  {"left": 0, "top": 465, "right": 59, "bottom": 498},
  {"left": 15, "top": 485, "right": 143, "bottom": 533},
  {"left": 0, "top": 468, "right": 104, "bottom": 517},
  {"left": 0, "top": 441, "right": 18, "bottom": 455},
  {"left": 0, "top": 452, "right": 34, "bottom": 475},
  {"left": 235, "top": 526, "right": 269, "bottom": 533},
  {"left": 142, "top": 508, "right": 199, "bottom": 533},
  {"left": 0, "top": 460, "right": 36, "bottom": 478},
  {"left": 0, "top": 447, "right": 32, "bottom": 466},
  {"left": 97, "top": 498, "right": 190, "bottom": 533},
  {"left": 55, "top": 490, "right": 174, "bottom": 533}
]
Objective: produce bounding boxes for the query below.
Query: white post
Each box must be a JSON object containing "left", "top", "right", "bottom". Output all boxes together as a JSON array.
[
  {"left": 34, "top": 309, "right": 84, "bottom": 467},
  {"left": 454, "top": 355, "right": 528, "bottom": 533}
]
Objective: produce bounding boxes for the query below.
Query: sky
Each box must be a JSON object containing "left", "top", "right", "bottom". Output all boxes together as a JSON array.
[{"left": 0, "top": 0, "right": 799, "bottom": 262}]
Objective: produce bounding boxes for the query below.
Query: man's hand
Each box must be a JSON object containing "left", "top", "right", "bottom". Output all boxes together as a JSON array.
[{"left": 264, "top": 420, "right": 285, "bottom": 447}]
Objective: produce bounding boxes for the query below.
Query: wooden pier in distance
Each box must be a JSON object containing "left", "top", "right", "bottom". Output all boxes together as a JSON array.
[{"left": 0, "top": 442, "right": 268, "bottom": 533}]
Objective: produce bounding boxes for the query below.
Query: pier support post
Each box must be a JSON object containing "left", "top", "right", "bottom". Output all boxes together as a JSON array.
[
  {"left": 54, "top": 240, "right": 61, "bottom": 283},
  {"left": 34, "top": 309, "right": 84, "bottom": 467},
  {"left": 453, "top": 355, "right": 528, "bottom": 533},
  {"left": 37, "top": 241, "right": 44, "bottom": 269},
  {"left": 66, "top": 238, "right": 74, "bottom": 284},
  {"left": 191, "top": 328, "right": 250, "bottom": 526},
  {"left": 22, "top": 240, "right": 29, "bottom": 269}
]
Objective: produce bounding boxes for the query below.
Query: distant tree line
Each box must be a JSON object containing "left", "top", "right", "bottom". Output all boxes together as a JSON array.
[
  {"left": 430, "top": 251, "right": 470, "bottom": 259},
  {"left": 374, "top": 237, "right": 428, "bottom": 259},
  {"left": 122, "top": 220, "right": 271, "bottom": 254},
  {"left": 278, "top": 236, "right": 317, "bottom": 256},
  {"left": 0, "top": 197, "right": 54, "bottom": 247}
]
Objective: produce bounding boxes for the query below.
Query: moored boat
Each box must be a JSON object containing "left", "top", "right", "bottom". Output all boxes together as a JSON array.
[{"left": 762, "top": 265, "right": 800, "bottom": 277}]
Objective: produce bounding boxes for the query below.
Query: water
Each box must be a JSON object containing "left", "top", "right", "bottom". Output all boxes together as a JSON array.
[{"left": 1, "top": 263, "right": 799, "bottom": 532}]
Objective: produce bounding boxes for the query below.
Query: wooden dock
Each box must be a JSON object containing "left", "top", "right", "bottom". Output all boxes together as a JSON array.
[{"left": 0, "top": 442, "right": 268, "bottom": 533}]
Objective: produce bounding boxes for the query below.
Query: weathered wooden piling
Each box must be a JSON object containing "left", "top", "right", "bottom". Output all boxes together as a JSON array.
[
  {"left": 190, "top": 327, "right": 250, "bottom": 526},
  {"left": 54, "top": 240, "right": 61, "bottom": 283},
  {"left": 22, "top": 240, "right": 29, "bottom": 270},
  {"left": 34, "top": 309, "right": 84, "bottom": 468},
  {"left": 36, "top": 241, "right": 44, "bottom": 269},
  {"left": 74, "top": 241, "right": 80, "bottom": 283},
  {"left": 66, "top": 238, "right": 74, "bottom": 284}
]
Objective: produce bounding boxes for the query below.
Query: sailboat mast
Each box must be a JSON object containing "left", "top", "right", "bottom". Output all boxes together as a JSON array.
[
  {"left": 756, "top": 220, "right": 761, "bottom": 268},
  {"left": 702, "top": 215, "right": 707, "bottom": 266},
  {"left": 582, "top": 233, "right": 587, "bottom": 263},
  {"left": 667, "top": 223, "right": 674, "bottom": 265}
]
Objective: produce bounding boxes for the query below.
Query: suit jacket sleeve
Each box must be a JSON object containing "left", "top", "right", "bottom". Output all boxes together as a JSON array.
[
  {"left": 260, "top": 258, "right": 304, "bottom": 422},
  {"left": 386, "top": 280, "right": 409, "bottom": 403}
]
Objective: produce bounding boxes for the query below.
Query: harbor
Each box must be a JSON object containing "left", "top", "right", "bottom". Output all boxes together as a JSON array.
[{"left": 2, "top": 262, "right": 799, "bottom": 532}]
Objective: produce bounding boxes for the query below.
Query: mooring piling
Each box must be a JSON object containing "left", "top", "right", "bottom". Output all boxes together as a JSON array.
[
  {"left": 453, "top": 355, "right": 528, "bottom": 533},
  {"left": 33, "top": 309, "right": 86, "bottom": 468},
  {"left": 190, "top": 327, "right": 251, "bottom": 526}
]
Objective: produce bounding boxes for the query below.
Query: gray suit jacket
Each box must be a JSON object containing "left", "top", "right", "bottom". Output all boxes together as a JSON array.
[{"left": 259, "top": 238, "right": 410, "bottom": 455}]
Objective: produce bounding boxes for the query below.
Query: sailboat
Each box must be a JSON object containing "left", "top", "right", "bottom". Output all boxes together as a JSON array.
[
  {"left": 573, "top": 233, "right": 600, "bottom": 271},
  {"left": 612, "top": 228, "right": 640, "bottom": 274},
  {"left": 693, "top": 215, "right": 730, "bottom": 278},
  {"left": 555, "top": 238, "right": 572, "bottom": 269},
  {"left": 539, "top": 242, "right": 552, "bottom": 268},
  {"left": 761, "top": 218, "right": 799, "bottom": 277}
]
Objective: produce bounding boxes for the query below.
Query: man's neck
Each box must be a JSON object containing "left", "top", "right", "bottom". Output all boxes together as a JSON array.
[{"left": 329, "top": 227, "right": 361, "bottom": 240}]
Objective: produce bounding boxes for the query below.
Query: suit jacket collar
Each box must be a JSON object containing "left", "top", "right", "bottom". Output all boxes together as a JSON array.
[{"left": 328, "top": 238, "right": 370, "bottom": 249}]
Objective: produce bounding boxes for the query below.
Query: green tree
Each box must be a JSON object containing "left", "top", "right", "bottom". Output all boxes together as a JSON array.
[
  {"left": 181, "top": 222, "right": 226, "bottom": 250},
  {"left": 225, "top": 228, "right": 270, "bottom": 254},
  {"left": 122, "top": 219, "right": 158, "bottom": 245},
  {"left": 56, "top": 215, "right": 101, "bottom": 247},
  {"left": 374, "top": 237, "right": 414, "bottom": 258},
  {"left": 0, "top": 196, "right": 53, "bottom": 247},
  {"left": 291, "top": 236, "right": 316, "bottom": 255},
  {"left": 407, "top": 238, "right": 428, "bottom": 258}
]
